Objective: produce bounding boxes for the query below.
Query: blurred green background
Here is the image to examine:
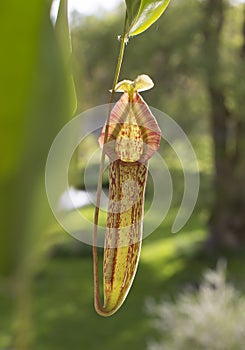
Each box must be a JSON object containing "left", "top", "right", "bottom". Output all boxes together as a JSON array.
[{"left": 1, "top": 0, "right": 245, "bottom": 349}]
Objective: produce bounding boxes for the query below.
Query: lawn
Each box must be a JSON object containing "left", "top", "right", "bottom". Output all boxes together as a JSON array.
[{"left": 1, "top": 199, "right": 245, "bottom": 350}]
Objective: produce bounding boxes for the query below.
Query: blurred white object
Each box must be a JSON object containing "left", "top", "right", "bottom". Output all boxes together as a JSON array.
[{"left": 58, "top": 187, "right": 108, "bottom": 211}]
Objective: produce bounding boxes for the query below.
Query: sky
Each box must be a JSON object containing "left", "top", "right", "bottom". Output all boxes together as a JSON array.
[
  {"left": 51, "top": 0, "right": 244, "bottom": 21},
  {"left": 51, "top": 0, "right": 123, "bottom": 18}
]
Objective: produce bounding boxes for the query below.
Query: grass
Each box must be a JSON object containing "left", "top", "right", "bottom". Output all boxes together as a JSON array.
[{"left": 1, "top": 200, "right": 245, "bottom": 350}]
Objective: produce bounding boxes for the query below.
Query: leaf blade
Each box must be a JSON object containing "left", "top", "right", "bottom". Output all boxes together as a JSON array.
[
  {"left": 126, "top": 0, "right": 171, "bottom": 37},
  {"left": 55, "top": 0, "right": 77, "bottom": 114}
]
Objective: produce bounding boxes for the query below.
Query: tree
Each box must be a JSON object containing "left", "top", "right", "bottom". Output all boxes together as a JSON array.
[
  {"left": 71, "top": 0, "right": 245, "bottom": 249},
  {"left": 202, "top": 0, "right": 245, "bottom": 248}
]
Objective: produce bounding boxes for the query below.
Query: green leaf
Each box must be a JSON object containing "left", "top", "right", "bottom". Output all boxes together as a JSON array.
[
  {"left": 0, "top": 0, "right": 49, "bottom": 275},
  {"left": 56, "top": 0, "right": 77, "bottom": 114},
  {"left": 0, "top": 0, "right": 71, "bottom": 276},
  {"left": 125, "top": 0, "right": 171, "bottom": 37}
]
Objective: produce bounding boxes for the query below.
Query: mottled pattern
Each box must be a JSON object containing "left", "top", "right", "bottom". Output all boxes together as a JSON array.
[
  {"left": 115, "top": 123, "right": 144, "bottom": 162},
  {"left": 98, "top": 92, "right": 162, "bottom": 164},
  {"left": 98, "top": 91, "right": 161, "bottom": 314},
  {"left": 103, "top": 160, "right": 147, "bottom": 310}
]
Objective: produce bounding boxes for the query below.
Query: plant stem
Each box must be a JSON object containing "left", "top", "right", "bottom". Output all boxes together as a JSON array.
[{"left": 93, "top": 13, "right": 128, "bottom": 314}]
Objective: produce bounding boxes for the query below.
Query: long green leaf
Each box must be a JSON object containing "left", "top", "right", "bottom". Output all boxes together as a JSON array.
[
  {"left": 0, "top": 0, "right": 49, "bottom": 276},
  {"left": 0, "top": 0, "right": 71, "bottom": 276},
  {"left": 56, "top": 0, "right": 77, "bottom": 114},
  {"left": 125, "top": 0, "right": 171, "bottom": 37}
]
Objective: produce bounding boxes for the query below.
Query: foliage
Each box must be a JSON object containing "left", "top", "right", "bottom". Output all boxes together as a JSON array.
[
  {"left": 1, "top": 220, "right": 245, "bottom": 349},
  {"left": 0, "top": 0, "right": 76, "bottom": 348},
  {"left": 71, "top": 0, "right": 209, "bottom": 132},
  {"left": 72, "top": 0, "right": 245, "bottom": 248},
  {"left": 125, "top": 0, "right": 171, "bottom": 36},
  {"left": 201, "top": 0, "right": 245, "bottom": 247},
  {"left": 147, "top": 262, "right": 245, "bottom": 350},
  {"left": 0, "top": 0, "right": 244, "bottom": 347},
  {"left": 0, "top": 207, "right": 209, "bottom": 349},
  {"left": 0, "top": 0, "right": 73, "bottom": 276},
  {"left": 56, "top": 0, "right": 77, "bottom": 114}
]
